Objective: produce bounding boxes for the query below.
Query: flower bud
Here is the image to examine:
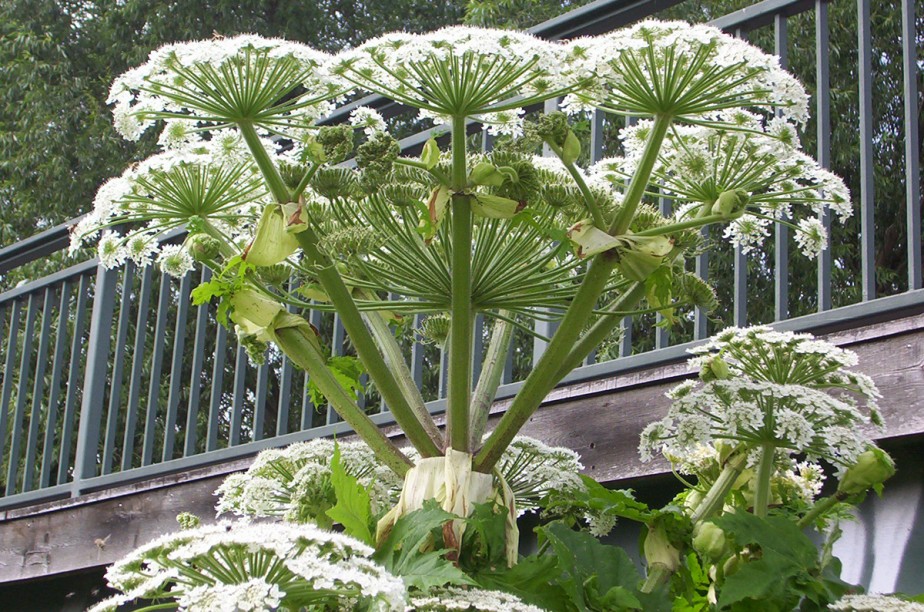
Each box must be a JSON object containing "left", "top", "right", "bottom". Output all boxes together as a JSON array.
[
  {"left": 561, "top": 131, "right": 581, "bottom": 165},
  {"left": 715, "top": 189, "right": 749, "bottom": 218},
  {"left": 243, "top": 204, "right": 299, "bottom": 267},
  {"left": 185, "top": 234, "right": 222, "bottom": 262},
  {"left": 693, "top": 522, "right": 727, "bottom": 561},
  {"left": 837, "top": 446, "right": 895, "bottom": 496},
  {"left": 700, "top": 355, "right": 731, "bottom": 382},
  {"left": 469, "top": 161, "right": 506, "bottom": 187},
  {"left": 644, "top": 523, "right": 680, "bottom": 573}
]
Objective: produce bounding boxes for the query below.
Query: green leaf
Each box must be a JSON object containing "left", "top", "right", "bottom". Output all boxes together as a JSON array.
[
  {"left": 325, "top": 443, "right": 374, "bottom": 546},
  {"left": 373, "top": 500, "right": 475, "bottom": 591},
  {"left": 539, "top": 522, "right": 643, "bottom": 611},
  {"left": 645, "top": 265, "right": 675, "bottom": 323},
  {"left": 460, "top": 501, "right": 508, "bottom": 572},
  {"left": 472, "top": 194, "right": 521, "bottom": 219},
  {"left": 307, "top": 355, "right": 365, "bottom": 407},
  {"left": 474, "top": 555, "right": 571, "bottom": 611}
]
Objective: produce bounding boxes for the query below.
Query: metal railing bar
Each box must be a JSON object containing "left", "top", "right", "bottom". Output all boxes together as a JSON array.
[
  {"left": 656, "top": 192, "right": 672, "bottom": 349},
  {"left": 276, "top": 280, "right": 298, "bottom": 437},
  {"left": 229, "top": 345, "right": 247, "bottom": 446},
  {"left": 857, "top": 0, "right": 875, "bottom": 301},
  {"left": 252, "top": 360, "right": 270, "bottom": 442},
  {"left": 23, "top": 287, "right": 55, "bottom": 492},
  {"left": 902, "top": 0, "right": 921, "bottom": 291},
  {"left": 816, "top": 0, "right": 832, "bottom": 312},
  {"left": 102, "top": 263, "right": 135, "bottom": 475},
  {"left": 121, "top": 265, "right": 154, "bottom": 471},
  {"left": 162, "top": 272, "right": 193, "bottom": 461},
  {"left": 185, "top": 268, "right": 212, "bottom": 456},
  {"left": 141, "top": 274, "right": 171, "bottom": 467},
  {"left": 72, "top": 266, "right": 119, "bottom": 493},
  {"left": 0, "top": 483, "right": 72, "bottom": 512},
  {"left": 0, "top": 301, "right": 22, "bottom": 484},
  {"left": 6, "top": 294, "right": 39, "bottom": 495},
  {"left": 205, "top": 320, "right": 227, "bottom": 452},
  {"left": 0, "top": 217, "right": 81, "bottom": 274},
  {"left": 774, "top": 13, "right": 790, "bottom": 321},
  {"left": 709, "top": 0, "right": 814, "bottom": 32},
  {"left": 57, "top": 274, "right": 90, "bottom": 485},
  {"left": 0, "top": 259, "right": 96, "bottom": 307},
  {"left": 40, "top": 281, "right": 71, "bottom": 488},
  {"left": 326, "top": 315, "right": 346, "bottom": 424}
]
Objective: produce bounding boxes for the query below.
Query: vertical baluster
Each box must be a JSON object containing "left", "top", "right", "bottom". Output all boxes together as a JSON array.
[
  {"left": 185, "top": 268, "right": 211, "bottom": 456},
  {"left": 141, "top": 273, "right": 171, "bottom": 466},
  {"left": 732, "top": 27, "right": 747, "bottom": 327},
  {"left": 72, "top": 266, "right": 119, "bottom": 495},
  {"left": 121, "top": 266, "right": 153, "bottom": 470},
  {"left": 58, "top": 275, "right": 90, "bottom": 485},
  {"left": 205, "top": 321, "right": 227, "bottom": 452},
  {"left": 300, "top": 308, "right": 324, "bottom": 430},
  {"left": 857, "top": 0, "right": 875, "bottom": 301},
  {"left": 7, "top": 294, "right": 39, "bottom": 495},
  {"left": 23, "top": 288, "right": 55, "bottom": 491},
  {"left": 902, "top": 0, "right": 921, "bottom": 290},
  {"left": 229, "top": 345, "right": 247, "bottom": 446},
  {"left": 816, "top": 0, "right": 833, "bottom": 311},
  {"left": 472, "top": 313, "right": 485, "bottom": 387},
  {"left": 410, "top": 313, "right": 425, "bottom": 394},
  {"left": 40, "top": 282, "right": 71, "bottom": 488},
  {"left": 656, "top": 194, "right": 672, "bottom": 349},
  {"left": 694, "top": 228, "right": 710, "bottom": 339},
  {"left": 252, "top": 359, "right": 269, "bottom": 442},
  {"left": 275, "top": 279, "right": 297, "bottom": 437},
  {"left": 326, "top": 315, "right": 346, "bottom": 425},
  {"left": 0, "top": 301, "right": 22, "bottom": 488},
  {"left": 102, "top": 263, "right": 134, "bottom": 475},
  {"left": 774, "top": 14, "right": 791, "bottom": 321},
  {"left": 162, "top": 271, "right": 192, "bottom": 461}
]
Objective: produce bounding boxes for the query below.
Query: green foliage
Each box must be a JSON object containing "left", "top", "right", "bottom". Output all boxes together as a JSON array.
[
  {"left": 307, "top": 355, "right": 366, "bottom": 407},
  {"left": 711, "top": 511, "right": 851, "bottom": 611},
  {"left": 326, "top": 443, "right": 375, "bottom": 545},
  {"left": 373, "top": 500, "right": 476, "bottom": 591}
]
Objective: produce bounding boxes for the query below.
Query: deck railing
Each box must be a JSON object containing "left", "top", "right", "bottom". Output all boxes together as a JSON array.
[{"left": 0, "top": 0, "right": 919, "bottom": 510}]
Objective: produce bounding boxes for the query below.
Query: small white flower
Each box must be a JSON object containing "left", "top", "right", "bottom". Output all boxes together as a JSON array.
[
  {"left": 795, "top": 217, "right": 828, "bottom": 257},
  {"left": 349, "top": 106, "right": 387, "bottom": 136},
  {"left": 157, "top": 244, "right": 194, "bottom": 277}
]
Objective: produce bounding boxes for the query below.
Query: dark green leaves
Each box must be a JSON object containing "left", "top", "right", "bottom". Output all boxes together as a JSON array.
[{"left": 326, "top": 444, "right": 375, "bottom": 545}]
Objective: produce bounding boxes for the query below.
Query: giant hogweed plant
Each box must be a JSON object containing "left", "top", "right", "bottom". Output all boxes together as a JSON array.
[{"left": 75, "top": 22, "right": 905, "bottom": 611}]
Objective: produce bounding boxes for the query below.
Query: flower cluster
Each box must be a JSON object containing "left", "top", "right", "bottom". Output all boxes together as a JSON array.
[
  {"left": 332, "top": 26, "right": 578, "bottom": 126},
  {"left": 640, "top": 326, "right": 883, "bottom": 472},
  {"left": 564, "top": 20, "right": 808, "bottom": 124},
  {"left": 108, "top": 34, "right": 336, "bottom": 142},
  {"left": 409, "top": 586, "right": 546, "bottom": 611},
  {"left": 215, "top": 438, "right": 403, "bottom": 523},
  {"left": 829, "top": 594, "right": 924, "bottom": 612},
  {"left": 91, "top": 521, "right": 406, "bottom": 611},
  {"left": 591, "top": 114, "right": 851, "bottom": 257},
  {"left": 496, "top": 436, "right": 585, "bottom": 513}
]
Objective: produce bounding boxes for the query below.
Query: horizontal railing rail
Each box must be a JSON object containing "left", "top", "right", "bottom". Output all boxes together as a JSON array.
[{"left": 0, "top": 0, "right": 919, "bottom": 511}]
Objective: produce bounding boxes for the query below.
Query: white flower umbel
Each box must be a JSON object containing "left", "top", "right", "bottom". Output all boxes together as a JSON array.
[
  {"left": 409, "top": 586, "right": 547, "bottom": 611},
  {"left": 591, "top": 118, "right": 852, "bottom": 258},
  {"left": 567, "top": 20, "right": 809, "bottom": 125},
  {"left": 829, "top": 594, "right": 924, "bottom": 611},
  {"left": 350, "top": 106, "right": 387, "bottom": 136},
  {"left": 103, "top": 521, "right": 406, "bottom": 611},
  {"left": 496, "top": 436, "right": 584, "bottom": 514},
  {"left": 215, "top": 438, "right": 403, "bottom": 524},
  {"left": 108, "top": 34, "right": 338, "bottom": 141},
  {"left": 331, "top": 27, "right": 578, "bottom": 121},
  {"left": 641, "top": 326, "right": 884, "bottom": 519}
]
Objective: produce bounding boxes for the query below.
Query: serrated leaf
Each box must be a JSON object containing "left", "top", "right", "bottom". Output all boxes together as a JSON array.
[
  {"left": 474, "top": 555, "right": 571, "bottom": 611},
  {"left": 373, "top": 500, "right": 474, "bottom": 590},
  {"left": 539, "top": 522, "right": 642, "bottom": 611},
  {"left": 325, "top": 443, "right": 374, "bottom": 546}
]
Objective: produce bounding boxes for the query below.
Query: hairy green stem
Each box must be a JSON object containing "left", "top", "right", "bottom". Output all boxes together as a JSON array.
[
  {"left": 475, "top": 113, "right": 672, "bottom": 473},
  {"left": 294, "top": 229, "right": 442, "bottom": 458},
  {"left": 689, "top": 451, "right": 748, "bottom": 523},
  {"left": 474, "top": 254, "right": 617, "bottom": 472},
  {"left": 292, "top": 162, "right": 320, "bottom": 200},
  {"left": 469, "top": 314, "right": 514, "bottom": 448},
  {"left": 608, "top": 114, "right": 672, "bottom": 235},
  {"left": 237, "top": 120, "right": 291, "bottom": 203},
  {"left": 448, "top": 115, "right": 474, "bottom": 452},
  {"left": 275, "top": 326, "right": 411, "bottom": 476},
  {"left": 547, "top": 141, "right": 605, "bottom": 228},
  {"left": 633, "top": 213, "right": 729, "bottom": 237},
  {"left": 753, "top": 443, "right": 776, "bottom": 518},
  {"left": 552, "top": 282, "right": 647, "bottom": 380},
  {"left": 797, "top": 492, "right": 847, "bottom": 530},
  {"left": 358, "top": 291, "right": 444, "bottom": 450},
  {"left": 640, "top": 563, "right": 674, "bottom": 594}
]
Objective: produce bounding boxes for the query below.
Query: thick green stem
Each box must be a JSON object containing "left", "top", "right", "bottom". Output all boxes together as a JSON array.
[
  {"left": 474, "top": 254, "right": 617, "bottom": 472},
  {"left": 753, "top": 443, "right": 776, "bottom": 518},
  {"left": 552, "top": 282, "right": 647, "bottom": 380},
  {"left": 292, "top": 162, "right": 320, "bottom": 200},
  {"left": 546, "top": 141, "right": 605, "bottom": 228},
  {"left": 358, "top": 291, "right": 443, "bottom": 451},
  {"left": 475, "top": 115, "right": 672, "bottom": 473},
  {"left": 238, "top": 120, "right": 291, "bottom": 203},
  {"left": 275, "top": 326, "right": 411, "bottom": 477},
  {"left": 469, "top": 313, "right": 514, "bottom": 448},
  {"left": 608, "top": 114, "right": 672, "bottom": 236},
  {"left": 294, "top": 229, "right": 442, "bottom": 458},
  {"left": 448, "top": 115, "right": 473, "bottom": 452},
  {"left": 634, "top": 213, "right": 728, "bottom": 237},
  {"left": 640, "top": 563, "right": 673, "bottom": 594},
  {"left": 689, "top": 451, "right": 748, "bottom": 523},
  {"left": 797, "top": 492, "right": 847, "bottom": 530}
]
